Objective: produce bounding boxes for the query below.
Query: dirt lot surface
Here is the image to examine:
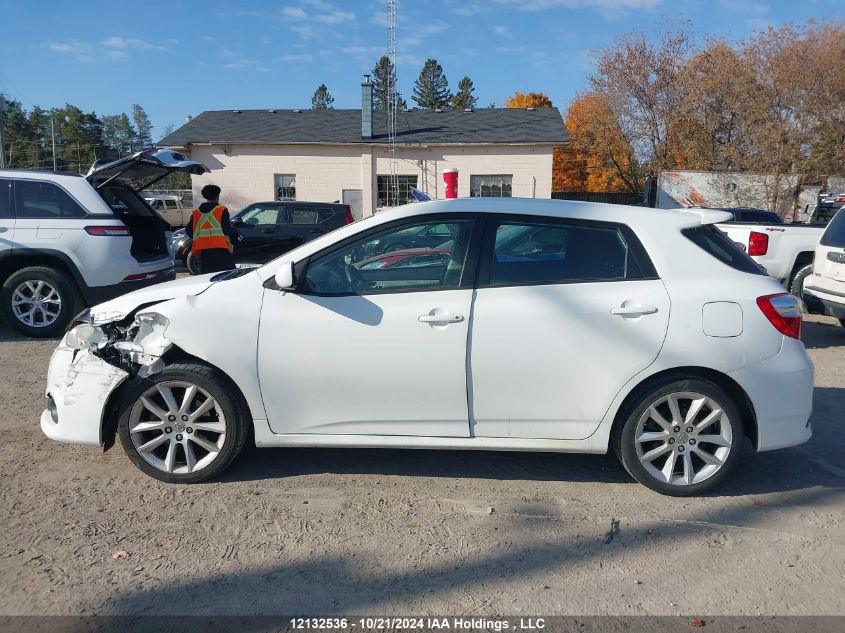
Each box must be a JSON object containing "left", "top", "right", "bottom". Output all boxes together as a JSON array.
[{"left": 0, "top": 315, "right": 843, "bottom": 617}]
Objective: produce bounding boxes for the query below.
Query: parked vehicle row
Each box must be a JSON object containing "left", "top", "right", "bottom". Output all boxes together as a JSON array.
[
  {"left": 0, "top": 149, "right": 206, "bottom": 337},
  {"left": 42, "top": 198, "right": 814, "bottom": 496}
]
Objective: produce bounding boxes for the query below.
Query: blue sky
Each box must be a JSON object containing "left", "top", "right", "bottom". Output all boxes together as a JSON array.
[{"left": 0, "top": 0, "right": 839, "bottom": 140}]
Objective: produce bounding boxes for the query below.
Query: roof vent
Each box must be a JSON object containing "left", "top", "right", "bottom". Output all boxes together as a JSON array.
[
  {"left": 434, "top": 108, "right": 443, "bottom": 113},
  {"left": 232, "top": 109, "right": 242, "bottom": 114},
  {"left": 268, "top": 109, "right": 277, "bottom": 113},
  {"left": 464, "top": 108, "right": 473, "bottom": 112},
  {"left": 526, "top": 107, "right": 535, "bottom": 111},
  {"left": 292, "top": 109, "right": 301, "bottom": 113}
]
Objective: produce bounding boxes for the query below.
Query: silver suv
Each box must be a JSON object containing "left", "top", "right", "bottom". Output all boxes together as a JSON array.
[{"left": 0, "top": 148, "right": 208, "bottom": 337}]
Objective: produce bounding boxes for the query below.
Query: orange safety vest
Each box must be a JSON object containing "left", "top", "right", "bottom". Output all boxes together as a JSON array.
[{"left": 191, "top": 205, "right": 233, "bottom": 255}]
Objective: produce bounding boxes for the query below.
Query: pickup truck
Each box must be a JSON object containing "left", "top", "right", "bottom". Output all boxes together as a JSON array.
[
  {"left": 144, "top": 194, "right": 193, "bottom": 228},
  {"left": 718, "top": 222, "right": 824, "bottom": 296}
]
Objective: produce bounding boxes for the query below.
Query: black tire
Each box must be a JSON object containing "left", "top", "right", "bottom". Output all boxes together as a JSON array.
[
  {"left": 612, "top": 375, "right": 744, "bottom": 496},
  {"left": 789, "top": 264, "right": 813, "bottom": 308},
  {"left": 0, "top": 266, "right": 81, "bottom": 338},
  {"left": 839, "top": 318, "right": 845, "bottom": 329},
  {"left": 186, "top": 252, "right": 201, "bottom": 275},
  {"left": 117, "top": 363, "right": 249, "bottom": 483}
]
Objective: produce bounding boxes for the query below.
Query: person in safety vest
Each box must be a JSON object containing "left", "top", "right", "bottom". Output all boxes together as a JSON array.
[{"left": 186, "top": 184, "right": 239, "bottom": 273}]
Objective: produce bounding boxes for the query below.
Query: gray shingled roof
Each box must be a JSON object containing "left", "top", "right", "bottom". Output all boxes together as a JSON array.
[{"left": 158, "top": 107, "right": 568, "bottom": 147}]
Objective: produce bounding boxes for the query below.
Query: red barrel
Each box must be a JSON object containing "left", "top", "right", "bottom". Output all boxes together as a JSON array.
[{"left": 443, "top": 168, "right": 459, "bottom": 198}]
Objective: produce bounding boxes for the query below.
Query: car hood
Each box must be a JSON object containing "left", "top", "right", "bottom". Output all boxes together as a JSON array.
[{"left": 90, "top": 274, "right": 218, "bottom": 323}]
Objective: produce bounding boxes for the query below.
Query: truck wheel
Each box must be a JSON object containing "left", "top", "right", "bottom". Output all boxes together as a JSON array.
[
  {"left": 789, "top": 264, "right": 813, "bottom": 308},
  {"left": 1, "top": 266, "right": 81, "bottom": 338}
]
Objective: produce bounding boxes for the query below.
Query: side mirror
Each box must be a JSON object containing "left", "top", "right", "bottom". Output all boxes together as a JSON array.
[{"left": 274, "top": 261, "right": 296, "bottom": 290}]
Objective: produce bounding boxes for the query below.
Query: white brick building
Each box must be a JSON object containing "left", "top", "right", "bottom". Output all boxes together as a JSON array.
[{"left": 160, "top": 82, "right": 568, "bottom": 218}]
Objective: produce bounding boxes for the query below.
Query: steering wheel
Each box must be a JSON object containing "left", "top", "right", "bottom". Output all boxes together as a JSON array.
[{"left": 344, "top": 263, "right": 365, "bottom": 291}]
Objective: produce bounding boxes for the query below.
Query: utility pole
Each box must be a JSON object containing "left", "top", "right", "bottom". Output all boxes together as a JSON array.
[
  {"left": 0, "top": 94, "right": 7, "bottom": 169},
  {"left": 50, "top": 117, "right": 57, "bottom": 171}
]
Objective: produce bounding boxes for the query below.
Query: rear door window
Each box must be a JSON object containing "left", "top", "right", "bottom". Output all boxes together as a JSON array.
[
  {"left": 14, "top": 180, "right": 87, "bottom": 219},
  {"left": 487, "top": 220, "right": 648, "bottom": 285},
  {"left": 821, "top": 209, "right": 845, "bottom": 248},
  {"left": 683, "top": 225, "right": 767, "bottom": 275}
]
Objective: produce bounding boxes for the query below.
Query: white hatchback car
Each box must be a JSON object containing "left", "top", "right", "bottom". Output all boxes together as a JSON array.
[{"left": 41, "top": 198, "right": 814, "bottom": 495}]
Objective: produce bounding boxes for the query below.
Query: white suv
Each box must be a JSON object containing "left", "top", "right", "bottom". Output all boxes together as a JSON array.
[
  {"left": 41, "top": 198, "right": 813, "bottom": 495},
  {"left": 0, "top": 149, "right": 208, "bottom": 337},
  {"left": 804, "top": 207, "right": 845, "bottom": 328}
]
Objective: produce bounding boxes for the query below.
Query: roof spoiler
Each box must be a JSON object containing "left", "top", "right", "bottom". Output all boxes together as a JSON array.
[{"left": 675, "top": 208, "right": 734, "bottom": 225}]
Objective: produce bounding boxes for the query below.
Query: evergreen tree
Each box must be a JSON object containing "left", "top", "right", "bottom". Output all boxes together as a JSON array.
[
  {"left": 131, "top": 104, "right": 152, "bottom": 147},
  {"left": 412, "top": 58, "right": 451, "bottom": 109},
  {"left": 372, "top": 56, "right": 406, "bottom": 110},
  {"left": 311, "top": 84, "right": 335, "bottom": 109},
  {"left": 102, "top": 113, "right": 136, "bottom": 156},
  {"left": 451, "top": 76, "right": 478, "bottom": 109}
]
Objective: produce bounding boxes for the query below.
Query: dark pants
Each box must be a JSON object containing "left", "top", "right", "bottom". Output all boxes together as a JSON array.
[{"left": 197, "top": 248, "right": 235, "bottom": 273}]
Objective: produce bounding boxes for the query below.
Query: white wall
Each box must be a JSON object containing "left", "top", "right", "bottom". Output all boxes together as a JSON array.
[{"left": 187, "top": 143, "right": 554, "bottom": 216}]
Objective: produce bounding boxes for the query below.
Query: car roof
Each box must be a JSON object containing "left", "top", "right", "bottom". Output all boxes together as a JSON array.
[
  {"left": 248, "top": 200, "right": 348, "bottom": 207},
  {"left": 0, "top": 168, "right": 84, "bottom": 180},
  {"left": 380, "top": 197, "right": 731, "bottom": 227}
]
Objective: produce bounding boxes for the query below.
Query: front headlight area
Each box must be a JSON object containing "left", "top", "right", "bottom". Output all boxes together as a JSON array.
[
  {"left": 66, "top": 323, "right": 109, "bottom": 351},
  {"left": 64, "top": 311, "right": 173, "bottom": 378}
]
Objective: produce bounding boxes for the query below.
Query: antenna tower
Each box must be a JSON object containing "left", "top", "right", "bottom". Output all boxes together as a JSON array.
[{"left": 387, "top": 0, "right": 398, "bottom": 207}]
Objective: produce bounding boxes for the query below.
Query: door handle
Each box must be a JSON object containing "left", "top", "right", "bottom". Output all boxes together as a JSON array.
[
  {"left": 611, "top": 304, "right": 658, "bottom": 317},
  {"left": 419, "top": 313, "right": 464, "bottom": 324}
]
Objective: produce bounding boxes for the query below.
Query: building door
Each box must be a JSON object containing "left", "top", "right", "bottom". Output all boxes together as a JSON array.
[{"left": 342, "top": 189, "right": 363, "bottom": 220}]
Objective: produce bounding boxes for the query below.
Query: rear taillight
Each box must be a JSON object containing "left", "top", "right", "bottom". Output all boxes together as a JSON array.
[
  {"left": 756, "top": 293, "right": 802, "bottom": 339},
  {"left": 345, "top": 206, "right": 354, "bottom": 224},
  {"left": 748, "top": 231, "right": 769, "bottom": 256},
  {"left": 85, "top": 225, "right": 130, "bottom": 236},
  {"left": 835, "top": 196, "right": 845, "bottom": 203}
]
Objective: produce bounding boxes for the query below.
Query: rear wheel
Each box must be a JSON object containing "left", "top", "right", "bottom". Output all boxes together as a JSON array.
[
  {"left": 117, "top": 363, "right": 249, "bottom": 483},
  {"left": 613, "top": 376, "right": 743, "bottom": 496},
  {"left": 1, "top": 266, "right": 80, "bottom": 338},
  {"left": 789, "top": 264, "right": 813, "bottom": 308}
]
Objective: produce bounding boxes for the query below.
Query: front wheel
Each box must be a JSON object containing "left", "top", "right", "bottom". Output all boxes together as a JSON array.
[
  {"left": 185, "top": 252, "right": 202, "bottom": 275},
  {"left": 613, "top": 376, "right": 743, "bottom": 496},
  {"left": 117, "top": 363, "right": 249, "bottom": 483}
]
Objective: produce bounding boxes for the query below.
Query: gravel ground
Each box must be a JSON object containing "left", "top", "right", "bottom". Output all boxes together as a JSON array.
[{"left": 0, "top": 315, "right": 843, "bottom": 617}]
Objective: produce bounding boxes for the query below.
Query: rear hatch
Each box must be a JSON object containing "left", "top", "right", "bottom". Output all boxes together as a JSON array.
[{"left": 86, "top": 148, "right": 208, "bottom": 262}]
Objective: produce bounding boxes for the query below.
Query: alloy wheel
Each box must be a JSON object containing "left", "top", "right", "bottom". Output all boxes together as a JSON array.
[
  {"left": 128, "top": 381, "right": 226, "bottom": 475},
  {"left": 634, "top": 391, "right": 733, "bottom": 487},
  {"left": 11, "top": 280, "right": 62, "bottom": 328}
]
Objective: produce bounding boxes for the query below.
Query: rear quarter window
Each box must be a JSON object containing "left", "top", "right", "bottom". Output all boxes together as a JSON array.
[
  {"left": 820, "top": 209, "right": 845, "bottom": 248},
  {"left": 14, "top": 180, "right": 87, "bottom": 219},
  {"left": 683, "top": 225, "right": 767, "bottom": 275}
]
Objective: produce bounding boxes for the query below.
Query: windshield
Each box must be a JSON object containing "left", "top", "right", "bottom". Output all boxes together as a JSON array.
[{"left": 821, "top": 209, "right": 845, "bottom": 248}]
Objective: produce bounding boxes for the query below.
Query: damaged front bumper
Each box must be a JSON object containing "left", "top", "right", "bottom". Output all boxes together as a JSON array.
[{"left": 41, "top": 311, "right": 173, "bottom": 447}]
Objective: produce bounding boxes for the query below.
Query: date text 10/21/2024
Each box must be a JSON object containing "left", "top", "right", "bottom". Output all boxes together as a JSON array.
[{"left": 289, "top": 618, "right": 547, "bottom": 631}]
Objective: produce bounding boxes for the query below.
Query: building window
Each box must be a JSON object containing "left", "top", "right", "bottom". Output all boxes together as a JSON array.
[
  {"left": 274, "top": 174, "right": 296, "bottom": 201},
  {"left": 377, "top": 175, "right": 418, "bottom": 207},
  {"left": 470, "top": 175, "right": 512, "bottom": 198}
]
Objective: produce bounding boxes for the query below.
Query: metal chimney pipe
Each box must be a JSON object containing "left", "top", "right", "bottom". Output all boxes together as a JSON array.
[{"left": 361, "top": 75, "right": 373, "bottom": 139}]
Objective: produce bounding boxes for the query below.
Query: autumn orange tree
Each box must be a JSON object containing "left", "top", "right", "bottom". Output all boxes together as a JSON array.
[
  {"left": 504, "top": 92, "right": 553, "bottom": 108},
  {"left": 555, "top": 92, "right": 641, "bottom": 193}
]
